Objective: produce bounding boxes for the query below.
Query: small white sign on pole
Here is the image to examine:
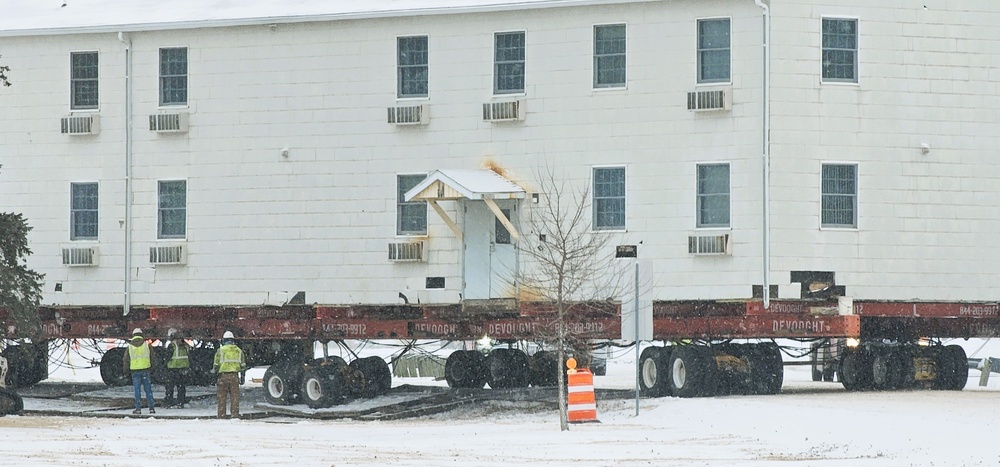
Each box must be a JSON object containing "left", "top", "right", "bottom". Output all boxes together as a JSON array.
[{"left": 620, "top": 260, "right": 653, "bottom": 341}]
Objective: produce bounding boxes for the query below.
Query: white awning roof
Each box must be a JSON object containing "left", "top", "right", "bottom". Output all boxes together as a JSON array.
[{"left": 405, "top": 169, "right": 525, "bottom": 202}]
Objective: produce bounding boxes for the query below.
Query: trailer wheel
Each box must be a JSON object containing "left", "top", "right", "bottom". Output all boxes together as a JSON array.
[
  {"left": 99, "top": 348, "right": 130, "bottom": 387},
  {"left": 299, "top": 365, "right": 350, "bottom": 409},
  {"left": 0, "top": 387, "right": 23, "bottom": 416},
  {"left": 668, "top": 345, "right": 717, "bottom": 398},
  {"left": 444, "top": 350, "right": 487, "bottom": 389},
  {"left": 3, "top": 344, "right": 48, "bottom": 388},
  {"left": 263, "top": 364, "right": 294, "bottom": 405},
  {"left": 486, "top": 348, "right": 530, "bottom": 389},
  {"left": 639, "top": 346, "right": 671, "bottom": 397},
  {"left": 349, "top": 356, "right": 392, "bottom": 397},
  {"left": 265, "top": 359, "right": 305, "bottom": 404},
  {"left": 746, "top": 343, "right": 783, "bottom": 395},
  {"left": 872, "top": 349, "right": 899, "bottom": 390},
  {"left": 934, "top": 345, "right": 968, "bottom": 391},
  {"left": 840, "top": 349, "right": 872, "bottom": 391},
  {"left": 528, "top": 350, "right": 559, "bottom": 387}
]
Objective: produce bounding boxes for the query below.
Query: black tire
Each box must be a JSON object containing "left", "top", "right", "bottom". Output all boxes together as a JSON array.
[
  {"left": 485, "top": 348, "right": 529, "bottom": 389},
  {"left": 299, "top": 364, "right": 352, "bottom": 409},
  {"left": 638, "top": 346, "right": 671, "bottom": 397},
  {"left": 895, "top": 349, "right": 915, "bottom": 389},
  {"left": 3, "top": 344, "right": 47, "bottom": 388},
  {"left": 810, "top": 342, "right": 823, "bottom": 382},
  {"left": 934, "top": 345, "right": 968, "bottom": 390},
  {"left": 444, "top": 350, "right": 487, "bottom": 389},
  {"left": 872, "top": 348, "right": 900, "bottom": 390},
  {"left": 263, "top": 365, "right": 292, "bottom": 405},
  {"left": 746, "top": 343, "right": 783, "bottom": 395},
  {"left": 668, "top": 345, "right": 718, "bottom": 398},
  {"left": 99, "top": 348, "right": 130, "bottom": 387},
  {"left": 316, "top": 356, "right": 348, "bottom": 367},
  {"left": 349, "top": 356, "right": 392, "bottom": 397},
  {"left": 528, "top": 350, "right": 560, "bottom": 387},
  {"left": 0, "top": 388, "right": 23, "bottom": 416},
  {"left": 840, "top": 348, "right": 872, "bottom": 391}
]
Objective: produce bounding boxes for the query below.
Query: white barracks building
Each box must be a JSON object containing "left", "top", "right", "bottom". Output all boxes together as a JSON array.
[{"left": 2, "top": 0, "right": 999, "bottom": 315}]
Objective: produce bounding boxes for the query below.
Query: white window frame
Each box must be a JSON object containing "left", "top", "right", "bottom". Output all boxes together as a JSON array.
[
  {"left": 696, "top": 17, "right": 731, "bottom": 84},
  {"left": 397, "top": 173, "right": 427, "bottom": 236},
  {"left": 593, "top": 23, "right": 627, "bottom": 89},
  {"left": 821, "top": 17, "right": 859, "bottom": 84},
  {"left": 70, "top": 182, "right": 99, "bottom": 241},
  {"left": 494, "top": 30, "right": 526, "bottom": 95},
  {"left": 157, "top": 179, "right": 187, "bottom": 239},
  {"left": 592, "top": 166, "right": 626, "bottom": 231},
  {"left": 159, "top": 46, "right": 188, "bottom": 107},
  {"left": 70, "top": 51, "right": 99, "bottom": 111},
  {"left": 820, "top": 162, "right": 858, "bottom": 229},
  {"left": 696, "top": 163, "right": 731, "bottom": 228},
  {"left": 397, "top": 35, "right": 429, "bottom": 99}
]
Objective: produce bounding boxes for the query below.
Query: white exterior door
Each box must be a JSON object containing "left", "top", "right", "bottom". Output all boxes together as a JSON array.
[{"left": 463, "top": 200, "right": 518, "bottom": 300}]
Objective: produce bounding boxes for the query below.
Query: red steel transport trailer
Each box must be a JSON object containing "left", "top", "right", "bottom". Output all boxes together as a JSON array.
[{"left": 3, "top": 296, "right": 995, "bottom": 408}]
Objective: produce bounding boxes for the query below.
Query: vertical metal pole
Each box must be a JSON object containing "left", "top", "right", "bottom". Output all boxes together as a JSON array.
[
  {"left": 119, "top": 32, "right": 133, "bottom": 317},
  {"left": 634, "top": 260, "right": 640, "bottom": 416}
]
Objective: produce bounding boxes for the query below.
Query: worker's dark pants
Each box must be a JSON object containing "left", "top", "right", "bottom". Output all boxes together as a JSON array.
[
  {"left": 164, "top": 367, "right": 189, "bottom": 405},
  {"left": 216, "top": 372, "right": 240, "bottom": 418},
  {"left": 131, "top": 370, "right": 154, "bottom": 410}
]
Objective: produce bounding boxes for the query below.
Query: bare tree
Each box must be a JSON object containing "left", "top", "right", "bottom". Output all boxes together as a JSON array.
[
  {"left": 517, "top": 164, "right": 627, "bottom": 431},
  {"left": 0, "top": 165, "right": 44, "bottom": 340}
]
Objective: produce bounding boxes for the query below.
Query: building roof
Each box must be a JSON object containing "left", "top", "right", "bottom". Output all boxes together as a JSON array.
[
  {"left": 0, "top": 0, "right": 655, "bottom": 36},
  {"left": 406, "top": 169, "right": 526, "bottom": 202}
]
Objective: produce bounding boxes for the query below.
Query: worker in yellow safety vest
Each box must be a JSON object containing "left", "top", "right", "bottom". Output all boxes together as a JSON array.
[
  {"left": 122, "top": 328, "right": 156, "bottom": 415},
  {"left": 164, "top": 328, "right": 191, "bottom": 408},
  {"left": 212, "top": 331, "right": 246, "bottom": 419}
]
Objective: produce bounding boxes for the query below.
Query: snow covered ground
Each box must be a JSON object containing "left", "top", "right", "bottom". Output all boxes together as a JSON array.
[{"left": 3, "top": 338, "right": 1000, "bottom": 466}]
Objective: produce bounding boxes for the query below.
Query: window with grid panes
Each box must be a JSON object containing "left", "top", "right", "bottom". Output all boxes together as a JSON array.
[
  {"left": 697, "top": 18, "right": 730, "bottom": 83},
  {"left": 158, "top": 180, "right": 187, "bottom": 238},
  {"left": 159, "top": 47, "right": 188, "bottom": 105},
  {"left": 494, "top": 32, "right": 525, "bottom": 94},
  {"left": 70, "top": 52, "right": 99, "bottom": 110},
  {"left": 822, "top": 18, "right": 857, "bottom": 83},
  {"left": 821, "top": 164, "right": 857, "bottom": 228},
  {"left": 397, "top": 36, "right": 428, "bottom": 98},
  {"left": 697, "top": 164, "right": 730, "bottom": 228},
  {"left": 594, "top": 24, "right": 626, "bottom": 88},
  {"left": 397, "top": 174, "right": 427, "bottom": 235},
  {"left": 70, "top": 182, "right": 98, "bottom": 240},
  {"left": 593, "top": 167, "right": 626, "bottom": 230}
]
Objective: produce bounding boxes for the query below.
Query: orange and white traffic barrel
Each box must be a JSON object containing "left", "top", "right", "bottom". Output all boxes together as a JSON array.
[{"left": 566, "top": 357, "right": 598, "bottom": 423}]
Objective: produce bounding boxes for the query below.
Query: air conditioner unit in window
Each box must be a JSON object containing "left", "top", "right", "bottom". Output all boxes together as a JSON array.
[
  {"left": 61, "top": 115, "right": 100, "bottom": 135},
  {"left": 149, "top": 112, "right": 189, "bottom": 132},
  {"left": 688, "top": 234, "right": 731, "bottom": 255},
  {"left": 686, "top": 88, "right": 732, "bottom": 112},
  {"left": 483, "top": 100, "right": 524, "bottom": 122},
  {"left": 150, "top": 245, "right": 186, "bottom": 265},
  {"left": 388, "top": 105, "right": 429, "bottom": 125},
  {"left": 62, "top": 247, "right": 98, "bottom": 266},
  {"left": 388, "top": 242, "right": 424, "bottom": 262}
]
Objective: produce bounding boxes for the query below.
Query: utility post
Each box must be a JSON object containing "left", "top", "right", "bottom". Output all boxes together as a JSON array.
[{"left": 617, "top": 244, "right": 651, "bottom": 416}]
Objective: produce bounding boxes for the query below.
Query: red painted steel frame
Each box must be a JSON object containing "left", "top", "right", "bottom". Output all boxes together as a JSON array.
[{"left": 6, "top": 299, "right": 1000, "bottom": 342}]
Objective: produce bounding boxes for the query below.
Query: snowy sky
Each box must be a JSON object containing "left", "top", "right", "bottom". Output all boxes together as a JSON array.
[{"left": 0, "top": 0, "right": 652, "bottom": 34}]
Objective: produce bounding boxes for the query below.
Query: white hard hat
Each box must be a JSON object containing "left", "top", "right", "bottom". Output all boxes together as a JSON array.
[
  {"left": 167, "top": 328, "right": 178, "bottom": 338},
  {"left": 223, "top": 331, "right": 235, "bottom": 339},
  {"left": 132, "top": 328, "right": 143, "bottom": 336}
]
